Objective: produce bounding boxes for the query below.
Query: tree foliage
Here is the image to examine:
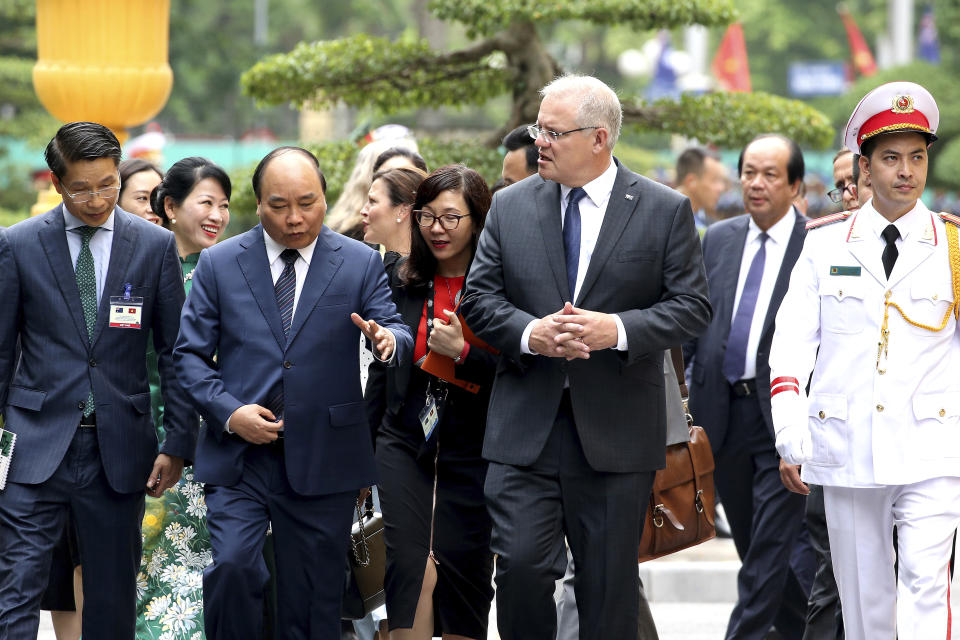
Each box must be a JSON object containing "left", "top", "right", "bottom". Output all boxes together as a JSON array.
[
  {"left": 243, "top": 34, "right": 511, "bottom": 112},
  {"left": 631, "top": 92, "right": 834, "bottom": 149},
  {"left": 428, "top": 0, "right": 737, "bottom": 37},
  {"left": 242, "top": 0, "right": 835, "bottom": 149}
]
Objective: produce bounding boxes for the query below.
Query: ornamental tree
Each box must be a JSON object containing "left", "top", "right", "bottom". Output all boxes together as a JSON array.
[{"left": 241, "top": 0, "right": 834, "bottom": 149}]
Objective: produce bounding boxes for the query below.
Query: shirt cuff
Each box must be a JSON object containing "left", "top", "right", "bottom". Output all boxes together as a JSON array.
[
  {"left": 224, "top": 418, "right": 233, "bottom": 433},
  {"left": 372, "top": 328, "right": 398, "bottom": 364},
  {"left": 520, "top": 319, "right": 538, "bottom": 355},
  {"left": 612, "top": 314, "right": 628, "bottom": 351}
]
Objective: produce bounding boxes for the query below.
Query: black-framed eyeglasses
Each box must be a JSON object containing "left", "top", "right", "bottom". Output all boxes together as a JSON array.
[
  {"left": 60, "top": 180, "right": 121, "bottom": 204},
  {"left": 827, "top": 183, "right": 857, "bottom": 204},
  {"left": 414, "top": 210, "right": 471, "bottom": 229},
  {"left": 527, "top": 124, "right": 600, "bottom": 143}
]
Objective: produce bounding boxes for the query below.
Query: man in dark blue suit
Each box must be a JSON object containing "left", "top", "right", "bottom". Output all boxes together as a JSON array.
[
  {"left": 174, "top": 147, "right": 412, "bottom": 640},
  {"left": 0, "top": 122, "right": 194, "bottom": 638},
  {"left": 685, "top": 134, "right": 815, "bottom": 640}
]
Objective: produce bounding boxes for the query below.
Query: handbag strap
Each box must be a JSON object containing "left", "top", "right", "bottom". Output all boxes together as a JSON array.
[{"left": 350, "top": 497, "right": 372, "bottom": 567}]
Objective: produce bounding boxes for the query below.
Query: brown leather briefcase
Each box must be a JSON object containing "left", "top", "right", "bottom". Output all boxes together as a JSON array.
[{"left": 638, "top": 349, "right": 716, "bottom": 562}]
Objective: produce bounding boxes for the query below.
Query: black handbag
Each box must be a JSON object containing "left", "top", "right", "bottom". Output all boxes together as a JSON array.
[{"left": 342, "top": 496, "right": 386, "bottom": 620}]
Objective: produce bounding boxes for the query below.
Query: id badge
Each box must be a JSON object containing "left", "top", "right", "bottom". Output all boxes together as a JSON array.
[
  {"left": 109, "top": 296, "right": 143, "bottom": 328},
  {"left": 418, "top": 393, "right": 439, "bottom": 441}
]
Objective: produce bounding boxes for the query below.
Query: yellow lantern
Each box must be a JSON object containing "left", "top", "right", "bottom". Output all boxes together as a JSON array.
[{"left": 32, "top": 0, "right": 173, "bottom": 145}]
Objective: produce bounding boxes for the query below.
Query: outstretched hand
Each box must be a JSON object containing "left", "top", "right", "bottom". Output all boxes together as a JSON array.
[{"left": 352, "top": 313, "right": 396, "bottom": 360}]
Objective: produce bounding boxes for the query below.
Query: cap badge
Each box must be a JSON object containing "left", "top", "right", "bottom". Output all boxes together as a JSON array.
[{"left": 891, "top": 95, "right": 915, "bottom": 114}]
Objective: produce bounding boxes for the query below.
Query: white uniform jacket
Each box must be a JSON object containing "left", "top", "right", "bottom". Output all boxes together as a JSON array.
[{"left": 769, "top": 200, "right": 960, "bottom": 487}]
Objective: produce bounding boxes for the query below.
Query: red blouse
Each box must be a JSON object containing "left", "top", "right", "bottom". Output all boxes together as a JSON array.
[{"left": 414, "top": 275, "right": 466, "bottom": 363}]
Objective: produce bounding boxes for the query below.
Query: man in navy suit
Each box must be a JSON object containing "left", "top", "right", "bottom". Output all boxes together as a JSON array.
[
  {"left": 685, "top": 134, "right": 815, "bottom": 640},
  {"left": 174, "top": 147, "right": 412, "bottom": 640},
  {"left": 0, "top": 122, "right": 194, "bottom": 638}
]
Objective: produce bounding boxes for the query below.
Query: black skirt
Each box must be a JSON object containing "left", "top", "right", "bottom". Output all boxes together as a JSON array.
[{"left": 376, "top": 367, "right": 494, "bottom": 638}]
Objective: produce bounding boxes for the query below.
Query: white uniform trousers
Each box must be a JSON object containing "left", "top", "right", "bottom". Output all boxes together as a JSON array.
[{"left": 823, "top": 477, "right": 960, "bottom": 640}]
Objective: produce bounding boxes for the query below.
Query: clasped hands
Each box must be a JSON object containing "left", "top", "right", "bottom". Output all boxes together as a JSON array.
[{"left": 529, "top": 302, "right": 618, "bottom": 360}]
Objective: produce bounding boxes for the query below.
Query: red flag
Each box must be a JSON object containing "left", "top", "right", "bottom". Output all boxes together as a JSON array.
[
  {"left": 711, "top": 23, "right": 751, "bottom": 92},
  {"left": 839, "top": 7, "right": 877, "bottom": 76}
]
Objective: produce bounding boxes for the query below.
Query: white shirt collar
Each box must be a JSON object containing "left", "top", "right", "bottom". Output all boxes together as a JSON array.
[
  {"left": 62, "top": 204, "right": 116, "bottom": 232},
  {"left": 262, "top": 227, "right": 318, "bottom": 267},
  {"left": 559, "top": 158, "right": 618, "bottom": 208},
  {"left": 747, "top": 206, "right": 796, "bottom": 246},
  {"left": 863, "top": 198, "right": 929, "bottom": 241}
]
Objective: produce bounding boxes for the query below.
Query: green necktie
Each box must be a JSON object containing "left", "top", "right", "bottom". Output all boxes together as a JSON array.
[{"left": 76, "top": 226, "right": 98, "bottom": 417}]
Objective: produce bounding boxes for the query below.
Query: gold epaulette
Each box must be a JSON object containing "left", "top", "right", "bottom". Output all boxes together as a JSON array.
[
  {"left": 939, "top": 212, "right": 960, "bottom": 228},
  {"left": 805, "top": 211, "right": 853, "bottom": 231}
]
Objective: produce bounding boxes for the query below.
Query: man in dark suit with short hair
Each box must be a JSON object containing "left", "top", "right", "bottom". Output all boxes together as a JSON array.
[
  {"left": 685, "top": 134, "right": 815, "bottom": 640},
  {"left": 0, "top": 121, "right": 194, "bottom": 638},
  {"left": 463, "top": 74, "right": 711, "bottom": 640},
  {"left": 175, "top": 146, "right": 412, "bottom": 640}
]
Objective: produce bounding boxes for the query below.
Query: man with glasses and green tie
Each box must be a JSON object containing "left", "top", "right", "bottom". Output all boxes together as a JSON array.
[{"left": 0, "top": 121, "right": 194, "bottom": 638}]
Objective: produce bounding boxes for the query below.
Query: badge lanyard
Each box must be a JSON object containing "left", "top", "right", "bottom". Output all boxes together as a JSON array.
[{"left": 418, "top": 277, "right": 460, "bottom": 441}]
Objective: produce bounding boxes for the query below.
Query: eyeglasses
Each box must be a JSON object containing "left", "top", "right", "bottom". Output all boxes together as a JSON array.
[
  {"left": 827, "top": 183, "right": 857, "bottom": 204},
  {"left": 414, "top": 210, "right": 470, "bottom": 229},
  {"left": 527, "top": 124, "right": 600, "bottom": 143},
  {"left": 61, "top": 184, "right": 121, "bottom": 204}
]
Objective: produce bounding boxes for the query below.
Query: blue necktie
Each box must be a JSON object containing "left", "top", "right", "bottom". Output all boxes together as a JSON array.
[
  {"left": 275, "top": 249, "right": 298, "bottom": 337},
  {"left": 721, "top": 232, "right": 768, "bottom": 384},
  {"left": 266, "top": 249, "right": 299, "bottom": 421},
  {"left": 564, "top": 187, "right": 586, "bottom": 302}
]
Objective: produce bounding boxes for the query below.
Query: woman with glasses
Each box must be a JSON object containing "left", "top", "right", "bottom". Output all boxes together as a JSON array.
[
  {"left": 135, "top": 157, "right": 231, "bottom": 639},
  {"left": 366, "top": 165, "right": 495, "bottom": 640}
]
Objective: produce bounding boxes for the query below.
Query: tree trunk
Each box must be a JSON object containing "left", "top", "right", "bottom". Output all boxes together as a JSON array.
[{"left": 488, "top": 20, "right": 561, "bottom": 145}]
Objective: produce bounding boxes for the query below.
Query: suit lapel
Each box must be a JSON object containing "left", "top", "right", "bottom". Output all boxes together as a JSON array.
[
  {"left": 237, "top": 226, "right": 287, "bottom": 351},
  {"left": 38, "top": 205, "right": 89, "bottom": 344},
  {"left": 761, "top": 211, "right": 807, "bottom": 335},
  {"left": 717, "top": 216, "right": 750, "bottom": 333},
  {"left": 395, "top": 285, "right": 426, "bottom": 394},
  {"left": 576, "top": 163, "right": 639, "bottom": 305},
  {"left": 534, "top": 179, "right": 569, "bottom": 302},
  {"left": 91, "top": 208, "right": 135, "bottom": 347},
  {"left": 287, "top": 228, "right": 344, "bottom": 347}
]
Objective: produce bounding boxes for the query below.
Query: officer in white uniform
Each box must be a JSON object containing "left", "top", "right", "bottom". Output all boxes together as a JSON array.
[{"left": 770, "top": 81, "right": 960, "bottom": 640}]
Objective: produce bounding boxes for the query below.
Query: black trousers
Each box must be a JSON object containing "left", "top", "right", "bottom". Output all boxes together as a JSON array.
[
  {"left": 484, "top": 392, "right": 655, "bottom": 640},
  {"left": 717, "top": 393, "right": 814, "bottom": 640}
]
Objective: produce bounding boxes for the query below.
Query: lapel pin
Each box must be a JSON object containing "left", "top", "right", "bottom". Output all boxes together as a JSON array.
[{"left": 624, "top": 194, "right": 634, "bottom": 200}]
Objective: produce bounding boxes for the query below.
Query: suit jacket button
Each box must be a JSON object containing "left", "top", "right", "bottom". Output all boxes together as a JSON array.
[
  {"left": 283, "top": 361, "right": 292, "bottom": 369},
  {"left": 89, "top": 359, "right": 96, "bottom": 367},
  {"left": 78, "top": 401, "right": 85, "bottom": 410}
]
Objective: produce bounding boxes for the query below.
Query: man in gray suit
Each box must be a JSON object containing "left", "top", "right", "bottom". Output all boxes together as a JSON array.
[{"left": 462, "top": 75, "right": 711, "bottom": 640}]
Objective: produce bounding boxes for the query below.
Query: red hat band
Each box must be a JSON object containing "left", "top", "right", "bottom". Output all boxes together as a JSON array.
[{"left": 859, "top": 108, "right": 932, "bottom": 145}]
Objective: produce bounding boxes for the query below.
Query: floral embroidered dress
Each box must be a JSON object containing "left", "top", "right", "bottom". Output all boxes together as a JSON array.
[{"left": 136, "top": 253, "right": 210, "bottom": 639}]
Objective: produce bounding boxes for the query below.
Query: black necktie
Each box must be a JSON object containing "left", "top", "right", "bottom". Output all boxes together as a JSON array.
[
  {"left": 881, "top": 224, "right": 900, "bottom": 279},
  {"left": 564, "top": 187, "right": 586, "bottom": 301}
]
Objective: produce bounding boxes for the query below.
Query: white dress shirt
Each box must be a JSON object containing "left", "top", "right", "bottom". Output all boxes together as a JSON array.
[
  {"left": 731, "top": 207, "right": 796, "bottom": 380},
  {"left": 521, "top": 160, "right": 628, "bottom": 354},
  {"left": 64, "top": 206, "right": 115, "bottom": 306},
  {"left": 864, "top": 197, "right": 926, "bottom": 257},
  {"left": 263, "top": 228, "right": 318, "bottom": 319}
]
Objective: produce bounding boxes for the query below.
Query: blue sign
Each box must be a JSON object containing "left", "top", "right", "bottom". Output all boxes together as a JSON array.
[{"left": 788, "top": 62, "right": 848, "bottom": 97}]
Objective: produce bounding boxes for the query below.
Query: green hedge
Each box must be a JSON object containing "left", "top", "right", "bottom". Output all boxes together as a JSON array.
[{"left": 0, "top": 208, "right": 29, "bottom": 228}]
